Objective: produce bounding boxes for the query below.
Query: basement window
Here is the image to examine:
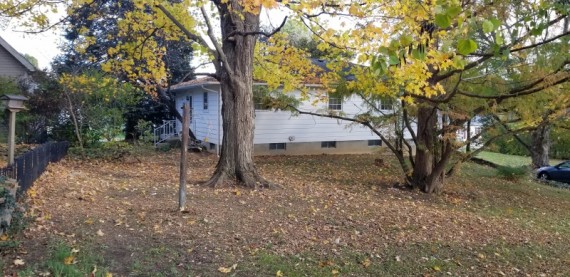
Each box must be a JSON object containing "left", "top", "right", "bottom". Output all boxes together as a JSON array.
[
  {"left": 368, "top": 140, "right": 382, "bottom": 146},
  {"left": 269, "top": 143, "right": 286, "bottom": 150},
  {"left": 321, "top": 141, "right": 337, "bottom": 148},
  {"left": 209, "top": 143, "right": 216, "bottom": 150}
]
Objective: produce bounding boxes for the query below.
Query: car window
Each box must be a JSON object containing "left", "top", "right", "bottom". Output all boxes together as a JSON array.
[{"left": 559, "top": 162, "right": 570, "bottom": 169}]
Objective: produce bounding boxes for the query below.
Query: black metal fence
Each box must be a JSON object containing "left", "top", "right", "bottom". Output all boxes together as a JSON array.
[{"left": 0, "top": 141, "right": 69, "bottom": 196}]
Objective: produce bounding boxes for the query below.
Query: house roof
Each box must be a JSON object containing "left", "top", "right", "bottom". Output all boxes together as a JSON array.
[
  {"left": 0, "top": 36, "right": 36, "bottom": 72},
  {"left": 169, "top": 77, "right": 219, "bottom": 94},
  {"left": 310, "top": 58, "right": 356, "bottom": 81},
  {"left": 168, "top": 59, "right": 356, "bottom": 94}
]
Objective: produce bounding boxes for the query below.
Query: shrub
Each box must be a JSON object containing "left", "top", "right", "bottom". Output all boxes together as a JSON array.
[
  {"left": 496, "top": 165, "right": 529, "bottom": 180},
  {"left": 157, "top": 143, "right": 171, "bottom": 152},
  {"left": 135, "top": 119, "right": 154, "bottom": 144}
]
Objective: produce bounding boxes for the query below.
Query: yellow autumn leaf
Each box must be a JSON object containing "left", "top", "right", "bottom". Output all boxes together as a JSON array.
[
  {"left": 0, "top": 234, "right": 9, "bottom": 241},
  {"left": 276, "top": 270, "right": 284, "bottom": 277},
  {"left": 433, "top": 265, "right": 441, "bottom": 271},
  {"left": 64, "top": 255, "right": 75, "bottom": 265},
  {"left": 331, "top": 269, "right": 340, "bottom": 275},
  {"left": 105, "top": 273, "right": 113, "bottom": 277}
]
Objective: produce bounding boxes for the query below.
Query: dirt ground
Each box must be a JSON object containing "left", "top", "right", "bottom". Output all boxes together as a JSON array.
[{"left": 1, "top": 149, "right": 569, "bottom": 276}]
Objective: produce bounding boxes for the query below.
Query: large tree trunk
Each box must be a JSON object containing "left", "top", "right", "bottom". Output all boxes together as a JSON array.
[
  {"left": 531, "top": 124, "right": 551, "bottom": 168},
  {"left": 204, "top": 3, "right": 271, "bottom": 189},
  {"left": 411, "top": 104, "right": 443, "bottom": 193}
]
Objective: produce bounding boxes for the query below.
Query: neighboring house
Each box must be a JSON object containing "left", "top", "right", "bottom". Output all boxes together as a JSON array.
[
  {"left": 456, "top": 116, "right": 485, "bottom": 149},
  {"left": 0, "top": 36, "right": 36, "bottom": 79},
  {"left": 160, "top": 77, "right": 406, "bottom": 155}
]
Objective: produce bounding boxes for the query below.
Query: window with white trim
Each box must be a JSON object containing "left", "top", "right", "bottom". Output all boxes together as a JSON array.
[
  {"left": 380, "top": 98, "right": 394, "bottom": 110},
  {"left": 328, "top": 97, "right": 342, "bottom": 110},
  {"left": 254, "top": 88, "right": 271, "bottom": 110}
]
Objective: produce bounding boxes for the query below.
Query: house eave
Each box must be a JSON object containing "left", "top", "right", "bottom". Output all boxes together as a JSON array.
[
  {"left": 169, "top": 80, "right": 324, "bottom": 95},
  {"left": 0, "top": 36, "right": 37, "bottom": 72}
]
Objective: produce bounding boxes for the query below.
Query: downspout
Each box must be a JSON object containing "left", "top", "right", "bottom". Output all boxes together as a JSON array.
[{"left": 201, "top": 85, "right": 222, "bottom": 156}]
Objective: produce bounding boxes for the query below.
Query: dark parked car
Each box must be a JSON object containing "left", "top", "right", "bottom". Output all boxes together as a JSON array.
[{"left": 537, "top": 161, "right": 570, "bottom": 183}]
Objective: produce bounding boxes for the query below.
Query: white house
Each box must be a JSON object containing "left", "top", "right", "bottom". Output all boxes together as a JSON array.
[
  {"left": 162, "top": 77, "right": 404, "bottom": 155},
  {"left": 456, "top": 116, "right": 485, "bottom": 150}
]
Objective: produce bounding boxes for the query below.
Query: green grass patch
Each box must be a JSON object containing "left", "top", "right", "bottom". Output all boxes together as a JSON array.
[
  {"left": 237, "top": 242, "right": 569, "bottom": 276},
  {"left": 476, "top": 151, "right": 563, "bottom": 167},
  {"left": 453, "top": 162, "right": 570, "bottom": 236},
  {"left": 127, "top": 244, "right": 189, "bottom": 277},
  {"left": 44, "top": 242, "right": 110, "bottom": 277},
  {"left": 6, "top": 241, "right": 111, "bottom": 277}
]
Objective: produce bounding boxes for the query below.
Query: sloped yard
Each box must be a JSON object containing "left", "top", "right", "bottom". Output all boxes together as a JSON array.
[{"left": 1, "top": 149, "right": 569, "bottom": 276}]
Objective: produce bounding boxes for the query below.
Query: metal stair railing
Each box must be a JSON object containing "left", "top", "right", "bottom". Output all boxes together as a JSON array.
[{"left": 153, "top": 120, "right": 177, "bottom": 146}]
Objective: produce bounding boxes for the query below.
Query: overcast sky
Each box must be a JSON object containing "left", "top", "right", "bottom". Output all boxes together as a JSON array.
[
  {"left": 1, "top": 22, "right": 63, "bottom": 70},
  {"left": 0, "top": 6, "right": 290, "bottom": 72}
]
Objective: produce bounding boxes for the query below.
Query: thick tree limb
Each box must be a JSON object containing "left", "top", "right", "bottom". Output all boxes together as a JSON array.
[
  {"left": 446, "top": 125, "right": 536, "bottom": 176},
  {"left": 155, "top": 4, "right": 213, "bottom": 57},
  {"left": 401, "top": 101, "right": 417, "bottom": 144},
  {"left": 471, "top": 31, "right": 570, "bottom": 58},
  {"left": 199, "top": 5, "right": 234, "bottom": 77},
  {"left": 227, "top": 16, "right": 288, "bottom": 40},
  {"left": 459, "top": 73, "right": 569, "bottom": 100},
  {"left": 491, "top": 114, "right": 532, "bottom": 154},
  {"left": 434, "top": 15, "right": 569, "bottom": 82}
]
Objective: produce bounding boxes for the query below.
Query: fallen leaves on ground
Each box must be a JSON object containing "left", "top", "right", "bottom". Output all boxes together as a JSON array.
[
  {"left": 0, "top": 151, "right": 568, "bottom": 276},
  {"left": 13, "top": 258, "right": 25, "bottom": 266}
]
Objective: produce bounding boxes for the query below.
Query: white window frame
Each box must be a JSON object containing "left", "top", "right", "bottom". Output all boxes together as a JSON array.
[{"left": 328, "top": 97, "right": 342, "bottom": 111}]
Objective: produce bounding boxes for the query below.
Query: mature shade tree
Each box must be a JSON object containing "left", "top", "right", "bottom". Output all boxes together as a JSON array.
[
  {"left": 288, "top": 0, "right": 570, "bottom": 193},
  {"left": 3, "top": 0, "right": 325, "bottom": 189},
  {"left": 68, "top": 0, "right": 303, "bottom": 188}
]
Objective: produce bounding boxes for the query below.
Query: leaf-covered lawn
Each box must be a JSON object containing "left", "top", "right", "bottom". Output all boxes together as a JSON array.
[{"left": 1, "top": 149, "right": 569, "bottom": 276}]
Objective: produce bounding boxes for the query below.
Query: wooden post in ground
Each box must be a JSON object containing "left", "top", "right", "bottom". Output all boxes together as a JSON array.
[{"left": 179, "top": 103, "right": 190, "bottom": 211}]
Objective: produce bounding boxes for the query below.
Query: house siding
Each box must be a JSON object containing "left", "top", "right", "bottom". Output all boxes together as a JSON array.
[
  {"left": 0, "top": 45, "right": 28, "bottom": 78},
  {"left": 174, "top": 84, "right": 413, "bottom": 155},
  {"left": 254, "top": 91, "right": 380, "bottom": 144},
  {"left": 175, "top": 85, "right": 221, "bottom": 149}
]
